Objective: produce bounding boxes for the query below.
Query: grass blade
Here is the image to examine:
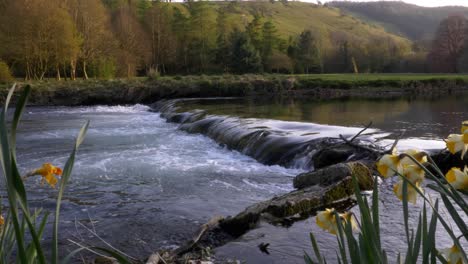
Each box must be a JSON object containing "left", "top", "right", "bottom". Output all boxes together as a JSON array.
[
  {"left": 51, "top": 121, "right": 89, "bottom": 264},
  {"left": 10, "top": 84, "right": 30, "bottom": 159}
]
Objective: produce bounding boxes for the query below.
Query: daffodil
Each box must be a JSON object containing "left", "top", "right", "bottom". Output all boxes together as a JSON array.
[
  {"left": 0, "top": 215, "right": 4, "bottom": 226},
  {"left": 441, "top": 244, "right": 465, "bottom": 264},
  {"left": 316, "top": 209, "right": 357, "bottom": 235},
  {"left": 341, "top": 212, "right": 358, "bottom": 231},
  {"left": 399, "top": 149, "right": 427, "bottom": 167},
  {"left": 446, "top": 134, "right": 467, "bottom": 159},
  {"left": 316, "top": 208, "right": 337, "bottom": 234},
  {"left": 462, "top": 120, "right": 468, "bottom": 134},
  {"left": 376, "top": 153, "right": 401, "bottom": 178},
  {"left": 445, "top": 167, "right": 468, "bottom": 191},
  {"left": 401, "top": 165, "right": 425, "bottom": 184},
  {"left": 393, "top": 180, "right": 422, "bottom": 204},
  {"left": 33, "top": 163, "right": 63, "bottom": 188},
  {"left": 464, "top": 129, "right": 468, "bottom": 145}
]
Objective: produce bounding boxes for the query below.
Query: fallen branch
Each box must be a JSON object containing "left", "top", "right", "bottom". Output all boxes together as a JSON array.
[
  {"left": 348, "top": 121, "right": 373, "bottom": 143},
  {"left": 173, "top": 216, "right": 224, "bottom": 256}
]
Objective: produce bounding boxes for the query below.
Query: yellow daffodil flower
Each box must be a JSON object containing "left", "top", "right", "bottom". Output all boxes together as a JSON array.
[
  {"left": 401, "top": 165, "right": 425, "bottom": 184},
  {"left": 341, "top": 212, "right": 358, "bottom": 231},
  {"left": 376, "top": 154, "right": 401, "bottom": 178},
  {"left": 446, "top": 134, "right": 467, "bottom": 159},
  {"left": 33, "top": 163, "right": 63, "bottom": 188},
  {"left": 0, "top": 215, "right": 4, "bottom": 226},
  {"left": 316, "top": 209, "right": 357, "bottom": 235},
  {"left": 393, "top": 180, "right": 422, "bottom": 204},
  {"left": 445, "top": 167, "right": 468, "bottom": 191},
  {"left": 316, "top": 208, "right": 337, "bottom": 234},
  {"left": 441, "top": 244, "right": 465, "bottom": 264},
  {"left": 462, "top": 120, "right": 468, "bottom": 134},
  {"left": 399, "top": 149, "right": 427, "bottom": 167},
  {"left": 464, "top": 129, "right": 468, "bottom": 145}
]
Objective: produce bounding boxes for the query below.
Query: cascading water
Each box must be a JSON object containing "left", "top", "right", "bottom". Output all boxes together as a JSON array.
[{"left": 153, "top": 99, "right": 382, "bottom": 170}]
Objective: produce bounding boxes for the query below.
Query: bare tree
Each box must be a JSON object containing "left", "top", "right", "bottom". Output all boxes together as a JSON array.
[{"left": 429, "top": 15, "right": 467, "bottom": 73}]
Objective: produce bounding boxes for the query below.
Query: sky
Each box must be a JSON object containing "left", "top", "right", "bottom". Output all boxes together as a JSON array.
[{"left": 319, "top": 0, "right": 468, "bottom": 7}]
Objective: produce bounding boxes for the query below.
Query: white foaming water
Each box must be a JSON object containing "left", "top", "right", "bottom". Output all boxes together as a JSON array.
[
  {"left": 13, "top": 105, "right": 304, "bottom": 259},
  {"left": 27, "top": 104, "right": 150, "bottom": 115},
  {"left": 378, "top": 137, "right": 446, "bottom": 152}
]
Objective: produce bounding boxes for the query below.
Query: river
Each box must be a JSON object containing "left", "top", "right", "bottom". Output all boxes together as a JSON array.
[{"left": 7, "top": 95, "right": 468, "bottom": 263}]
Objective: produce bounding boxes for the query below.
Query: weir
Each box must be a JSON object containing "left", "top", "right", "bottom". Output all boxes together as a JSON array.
[{"left": 152, "top": 98, "right": 382, "bottom": 170}]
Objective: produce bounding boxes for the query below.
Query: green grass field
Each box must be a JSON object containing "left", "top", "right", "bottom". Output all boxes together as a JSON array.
[
  {"left": 292, "top": 73, "right": 468, "bottom": 81},
  {"left": 2, "top": 73, "right": 468, "bottom": 91}
]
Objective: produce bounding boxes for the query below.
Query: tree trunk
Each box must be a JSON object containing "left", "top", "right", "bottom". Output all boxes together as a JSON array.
[
  {"left": 70, "top": 60, "right": 76, "bottom": 80},
  {"left": 62, "top": 64, "right": 68, "bottom": 81},
  {"left": 56, "top": 65, "right": 61, "bottom": 81},
  {"left": 83, "top": 60, "right": 88, "bottom": 80}
]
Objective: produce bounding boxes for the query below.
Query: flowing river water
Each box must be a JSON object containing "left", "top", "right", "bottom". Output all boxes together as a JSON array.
[{"left": 6, "top": 95, "right": 468, "bottom": 263}]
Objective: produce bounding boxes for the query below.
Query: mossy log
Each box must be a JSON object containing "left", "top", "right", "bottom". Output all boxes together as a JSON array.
[
  {"left": 219, "top": 162, "right": 372, "bottom": 237},
  {"left": 293, "top": 162, "right": 374, "bottom": 190}
]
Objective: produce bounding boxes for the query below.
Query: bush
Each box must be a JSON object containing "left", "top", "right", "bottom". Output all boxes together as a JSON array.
[
  {"left": 0, "top": 61, "right": 13, "bottom": 83},
  {"left": 147, "top": 67, "right": 160, "bottom": 80},
  {"left": 89, "top": 58, "right": 116, "bottom": 79}
]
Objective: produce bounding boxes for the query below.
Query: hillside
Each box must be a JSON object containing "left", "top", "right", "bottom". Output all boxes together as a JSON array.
[
  {"left": 207, "top": 1, "right": 411, "bottom": 44},
  {"left": 0, "top": 0, "right": 415, "bottom": 79},
  {"left": 330, "top": 1, "right": 468, "bottom": 41}
]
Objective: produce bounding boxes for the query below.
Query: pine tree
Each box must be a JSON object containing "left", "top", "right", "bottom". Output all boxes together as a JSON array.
[
  {"left": 261, "top": 20, "right": 279, "bottom": 67},
  {"left": 296, "top": 30, "right": 322, "bottom": 74},
  {"left": 229, "top": 30, "right": 262, "bottom": 74}
]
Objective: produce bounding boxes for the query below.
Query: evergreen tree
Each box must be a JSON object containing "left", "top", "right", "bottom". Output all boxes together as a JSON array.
[
  {"left": 188, "top": 1, "right": 217, "bottom": 72},
  {"left": 246, "top": 15, "right": 264, "bottom": 52},
  {"left": 229, "top": 30, "right": 262, "bottom": 74},
  {"left": 296, "top": 30, "right": 322, "bottom": 74},
  {"left": 172, "top": 8, "right": 191, "bottom": 73},
  {"left": 214, "top": 9, "right": 231, "bottom": 72},
  {"left": 261, "top": 20, "right": 279, "bottom": 67}
]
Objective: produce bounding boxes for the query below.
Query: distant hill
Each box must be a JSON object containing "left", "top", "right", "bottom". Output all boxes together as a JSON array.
[
  {"left": 330, "top": 1, "right": 468, "bottom": 41},
  {"left": 210, "top": 1, "right": 410, "bottom": 42}
]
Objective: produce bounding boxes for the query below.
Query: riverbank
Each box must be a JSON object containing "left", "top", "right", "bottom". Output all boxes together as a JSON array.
[{"left": 1, "top": 74, "right": 468, "bottom": 105}]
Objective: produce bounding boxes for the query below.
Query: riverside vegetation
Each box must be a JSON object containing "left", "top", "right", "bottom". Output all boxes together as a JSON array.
[
  {"left": 2, "top": 0, "right": 468, "bottom": 82},
  {"left": 2, "top": 74, "right": 468, "bottom": 106}
]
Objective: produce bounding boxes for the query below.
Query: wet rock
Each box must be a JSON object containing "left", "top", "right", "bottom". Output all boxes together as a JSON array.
[
  {"left": 311, "top": 142, "right": 380, "bottom": 170},
  {"left": 312, "top": 145, "right": 355, "bottom": 169},
  {"left": 430, "top": 150, "right": 468, "bottom": 175},
  {"left": 293, "top": 162, "right": 373, "bottom": 190}
]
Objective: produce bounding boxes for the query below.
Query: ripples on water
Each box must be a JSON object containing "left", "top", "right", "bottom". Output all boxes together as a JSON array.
[
  {"left": 3, "top": 96, "right": 467, "bottom": 263},
  {"left": 10, "top": 104, "right": 303, "bottom": 260}
]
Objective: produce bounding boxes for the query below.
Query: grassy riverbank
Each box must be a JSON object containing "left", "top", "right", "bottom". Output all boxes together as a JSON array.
[{"left": 1, "top": 74, "right": 467, "bottom": 105}]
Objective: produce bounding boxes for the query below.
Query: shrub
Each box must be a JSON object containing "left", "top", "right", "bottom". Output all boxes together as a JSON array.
[
  {"left": 0, "top": 61, "right": 13, "bottom": 83},
  {"left": 147, "top": 67, "right": 160, "bottom": 80},
  {"left": 89, "top": 58, "right": 116, "bottom": 79}
]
